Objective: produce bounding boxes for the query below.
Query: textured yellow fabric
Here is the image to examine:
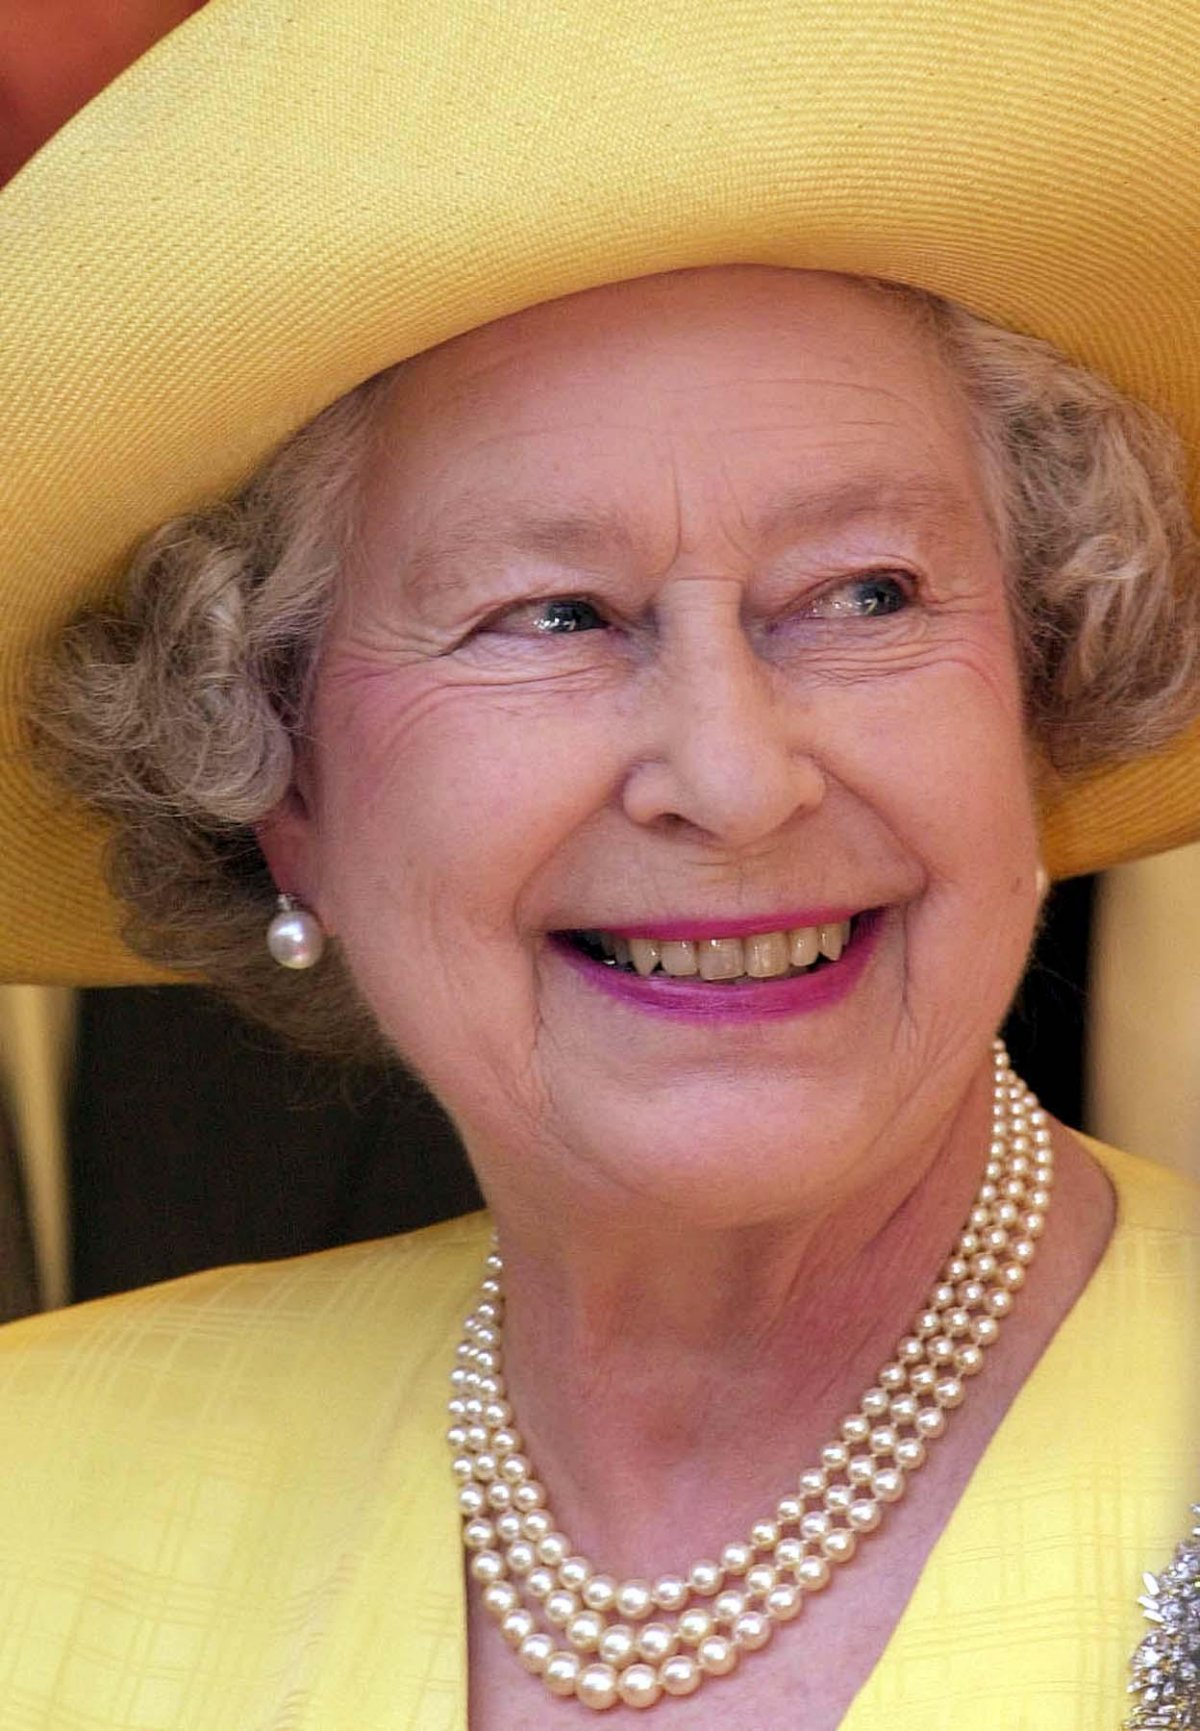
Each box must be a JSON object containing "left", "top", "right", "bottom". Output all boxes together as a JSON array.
[
  {"left": 0, "top": 1138, "right": 1193, "bottom": 1726},
  {"left": 1, "top": 0, "right": 1199, "bottom": 984}
]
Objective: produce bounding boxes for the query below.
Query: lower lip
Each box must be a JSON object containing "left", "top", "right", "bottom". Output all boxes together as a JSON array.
[{"left": 549, "top": 910, "right": 882, "bottom": 1024}]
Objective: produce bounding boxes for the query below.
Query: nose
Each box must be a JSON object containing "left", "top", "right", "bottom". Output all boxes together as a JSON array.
[{"left": 621, "top": 590, "right": 826, "bottom": 847}]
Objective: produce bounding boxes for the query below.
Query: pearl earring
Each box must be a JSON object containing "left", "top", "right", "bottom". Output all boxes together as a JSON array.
[
  {"left": 266, "top": 893, "right": 326, "bottom": 969},
  {"left": 1035, "top": 862, "right": 1050, "bottom": 900}
]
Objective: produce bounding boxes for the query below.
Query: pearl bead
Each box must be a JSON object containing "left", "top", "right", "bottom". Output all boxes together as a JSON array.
[
  {"left": 617, "top": 1662, "right": 662, "bottom": 1707},
  {"left": 536, "top": 1532, "right": 568, "bottom": 1566},
  {"left": 955, "top": 1344, "right": 985, "bottom": 1376},
  {"left": 775, "top": 1495, "right": 803, "bottom": 1523},
  {"left": 766, "top": 1581, "right": 804, "bottom": 1621},
  {"left": 861, "top": 1386, "right": 890, "bottom": 1418},
  {"left": 597, "top": 1624, "right": 637, "bottom": 1667},
  {"left": 518, "top": 1631, "right": 555, "bottom": 1674},
  {"left": 869, "top": 1424, "right": 898, "bottom": 1454},
  {"left": 894, "top": 1437, "right": 927, "bottom": 1470},
  {"left": 512, "top": 1480, "right": 545, "bottom": 1511},
  {"left": 934, "top": 1376, "right": 964, "bottom": 1408},
  {"left": 652, "top": 1574, "right": 689, "bottom": 1611},
  {"left": 501, "top": 1607, "right": 535, "bottom": 1646},
  {"left": 915, "top": 1407, "right": 946, "bottom": 1440},
  {"left": 485, "top": 1483, "right": 512, "bottom": 1510},
  {"left": 820, "top": 1442, "right": 850, "bottom": 1473},
  {"left": 750, "top": 1518, "right": 779, "bottom": 1547},
  {"left": 840, "top": 1414, "right": 870, "bottom": 1444},
  {"left": 463, "top": 1517, "right": 495, "bottom": 1550},
  {"left": 526, "top": 1566, "right": 556, "bottom": 1599},
  {"left": 800, "top": 1510, "right": 830, "bottom": 1541},
  {"left": 714, "top": 1589, "right": 747, "bottom": 1623},
  {"left": 745, "top": 1563, "right": 777, "bottom": 1596},
  {"left": 567, "top": 1611, "right": 605, "bottom": 1651},
  {"left": 732, "top": 1610, "right": 773, "bottom": 1650},
  {"left": 559, "top": 1555, "right": 593, "bottom": 1591},
  {"left": 469, "top": 1550, "right": 506, "bottom": 1583},
  {"left": 847, "top": 1499, "right": 882, "bottom": 1533},
  {"left": 871, "top": 1466, "right": 905, "bottom": 1502},
  {"left": 575, "top": 1660, "right": 620, "bottom": 1709},
  {"left": 544, "top": 1589, "right": 579, "bottom": 1627},
  {"left": 483, "top": 1580, "right": 518, "bottom": 1617},
  {"left": 543, "top": 1651, "right": 583, "bottom": 1696},
  {"left": 265, "top": 900, "right": 325, "bottom": 968},
  {"left": 582, "top": 1574, "right": 617, "bottom": 1612},
  {"left": 877, "top": 1362, "right": 907, "bottom": 1392},
  {"left": 495, "top": 1511, "right": 522, "bottom": 1542},
  {"left": 522, "top": 1510, "right": 552, "bottom": 1541},
  {"left": 847, "top": 1454, "right": 875, "bottom": 1485},
  {"left": 678, "top": 1607, "right": 714, "bottom": 1645},
  {"left": 659, "top": 1654, "right": 702, "bottom": 1696},
  {"left": 636, "top": 1623, "right": 677, "bottom": 1662},
  {"left": 457, "top": 1484, "right": 485, "bottom": 1516},
  {"left": 688, "top": 1559, "right": 723, "bottom": 1596},
  {"left": 720, "top": 1542, "right": 753, "bottom": 1575},
  {"left": 820, "top": 1528, "right": 857, "bottom": 1564},
  {"left": 774, "top": 1537, "right": 804, "bottom": 1570},
  {"left": 698, "top": 1634, "right": 739, "bottom": 1675},
  {"left": 615, "top": 1579, "right": 653, "bottom": 1620},
  {"left": 506, "top": 1540, "right": 535, "bottom": 1574},
  {"left": 797, "top": 1555, "right": 831, "bottom": 1591}
]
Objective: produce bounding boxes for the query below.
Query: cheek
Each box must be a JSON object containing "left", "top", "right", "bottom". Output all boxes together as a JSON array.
[{"left": 307, "top": 656, "right": 612, "bottom": 939}]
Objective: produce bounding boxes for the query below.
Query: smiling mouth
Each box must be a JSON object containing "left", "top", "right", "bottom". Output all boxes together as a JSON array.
[{"left": 562, "top": 915, "right": 864, "bottom": 983}]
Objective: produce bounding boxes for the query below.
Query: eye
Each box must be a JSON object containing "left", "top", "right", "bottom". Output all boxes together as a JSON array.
[
  {"left": 803, "top": 572, "right": 912, "bottom": 619},
  {"left": 490, "top": 596, "right": 609, "bottom": 636}
]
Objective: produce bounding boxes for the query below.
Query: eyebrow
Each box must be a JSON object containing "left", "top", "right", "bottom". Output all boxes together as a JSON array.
[{"left": 400, "top": 471, "right": 981, "bottom": 605}]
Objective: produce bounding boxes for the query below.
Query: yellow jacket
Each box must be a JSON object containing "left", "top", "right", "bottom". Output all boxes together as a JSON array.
[{"left": 0, "top": 1140, "right": 1194, "bottom": 1729}]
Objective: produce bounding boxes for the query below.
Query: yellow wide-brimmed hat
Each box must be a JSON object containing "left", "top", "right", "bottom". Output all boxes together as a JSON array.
[{"left": 2, "top": 0, "right": 1199, "bottom": 985}]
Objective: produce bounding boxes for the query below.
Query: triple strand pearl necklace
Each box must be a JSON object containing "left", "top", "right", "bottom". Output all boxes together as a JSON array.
[{"left": 448, "top": 1041, "right": 1052, "bottom": 1713}]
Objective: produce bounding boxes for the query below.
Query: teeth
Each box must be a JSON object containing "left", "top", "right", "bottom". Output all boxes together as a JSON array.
[
  {"left": 590, "top": 920, "right": 855, "bottom": 981},
  {"left": 789, "top": 926, "right": 820, "bottom": 966},
  {"left": 818, "top": 922, "right": 845, "bottom": 962},
  {"left": 629, "top": 938, "right": 661, "bottom": 976},
  {"left": 745, "top": 931, "right": 790, "bottom": 978},
  {"left": 698, "top": 937, "right": 745, "bottom": 980}
]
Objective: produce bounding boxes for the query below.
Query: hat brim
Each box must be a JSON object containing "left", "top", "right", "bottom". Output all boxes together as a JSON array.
[{"left": 2, "top": 0, "right": 1199, "bottom": 984}]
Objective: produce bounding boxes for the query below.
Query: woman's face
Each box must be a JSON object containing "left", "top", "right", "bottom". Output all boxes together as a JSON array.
[{"left": 274, "top": 268, "right": 1041, "bottom": 1223}]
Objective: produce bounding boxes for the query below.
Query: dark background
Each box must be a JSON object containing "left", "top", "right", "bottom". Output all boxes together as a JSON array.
[{"left": 68, "top": 877, "right": 1095, "bottom": 1300}]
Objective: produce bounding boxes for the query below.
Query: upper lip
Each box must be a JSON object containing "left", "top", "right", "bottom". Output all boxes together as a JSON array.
[{"left": 565, "top": 908, "right": 863, "bottom": 942}]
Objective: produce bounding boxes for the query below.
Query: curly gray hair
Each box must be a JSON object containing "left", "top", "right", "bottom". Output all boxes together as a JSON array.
[{"left": 31, "top": 281, "right": 1200, "bottom": 1061}]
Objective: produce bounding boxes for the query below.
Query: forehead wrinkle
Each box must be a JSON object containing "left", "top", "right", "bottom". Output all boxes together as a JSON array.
[
  {"left": 399, "top": 499, "right": 645, "bottom": 608},
  {"left": 397, "top": 468, "right": 986, "bottom": 612},
  {"left": 750, "top": 473, "right": 986, "bottom": 548}
]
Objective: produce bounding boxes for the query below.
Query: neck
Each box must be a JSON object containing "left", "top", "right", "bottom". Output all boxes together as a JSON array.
[{"left": 473, "top": 1056, "right": 1000, "bottom": 1576}]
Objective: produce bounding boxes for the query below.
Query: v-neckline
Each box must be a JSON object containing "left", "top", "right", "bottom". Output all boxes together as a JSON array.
[{"left": 420, "top": 1142, "right": 1190, "bottom": 1730}]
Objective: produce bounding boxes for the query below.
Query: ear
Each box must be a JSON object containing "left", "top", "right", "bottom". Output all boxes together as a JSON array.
[{"left": 254, "top": 782, "right": 335, "bottom": 935}]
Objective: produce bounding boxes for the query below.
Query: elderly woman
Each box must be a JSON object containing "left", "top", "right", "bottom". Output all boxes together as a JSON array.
[{"left": 1, "top": 3, "right": 1199, "bottom": 1727}]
